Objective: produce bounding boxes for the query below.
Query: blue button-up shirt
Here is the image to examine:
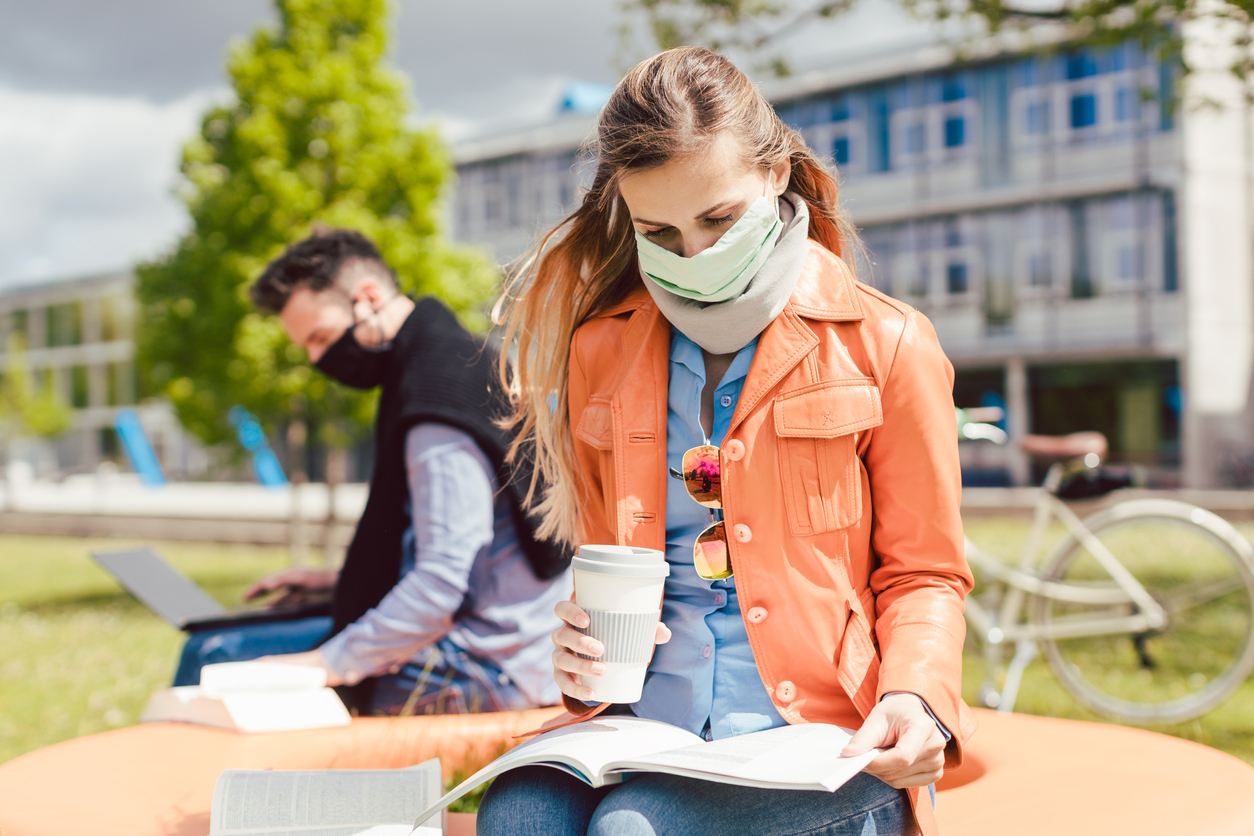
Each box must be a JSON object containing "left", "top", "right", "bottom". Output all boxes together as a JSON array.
[
  {"left": 320, "top": 423, "right": 572, "bottom": 706},
  {"left": 632, "top": 329, "right": 787, "bottom": 740}
]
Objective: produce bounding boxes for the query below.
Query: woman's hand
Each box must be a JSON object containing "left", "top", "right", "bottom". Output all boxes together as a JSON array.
[
  {"left": 551, "top": 600, "right": 671, "bottom": 701},
  {"left": 243, "top": 567, "right": 339, "bottom": 608},
  {"left": 841, "top": 693, "right": 947, "bottom": 788}
]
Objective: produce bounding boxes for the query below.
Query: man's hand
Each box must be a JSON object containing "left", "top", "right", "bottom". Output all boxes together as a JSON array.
[
  {"left": 841, "top": 693, "right": 946, "bottom": 788},
  {"left": 243, "top": 568, "right": 339, "bottom": 608},
  {"left": 253, "top": 649, "right": 344, "bottom": 687},
  {"left": 551, "top": 600, "right": 671, "bottom": 701}
]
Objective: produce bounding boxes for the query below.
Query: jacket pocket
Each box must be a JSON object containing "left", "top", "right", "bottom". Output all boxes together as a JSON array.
[
  {"left": 575, "top": 397, "right": 614, "bottom": 450},
  {"left": 774, "top": 379, "right": 883, "bottom": 537}
]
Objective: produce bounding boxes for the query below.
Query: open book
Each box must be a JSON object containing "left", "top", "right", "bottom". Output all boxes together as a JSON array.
[
  {"left": 211, "top": 759, "right": 444, "bottom": 836},
  {"left": 414, "top": 716, "right": 878, "bottom": 828},
  {"left": 141, "top": 661, "right": 351, "bottom": 733}
]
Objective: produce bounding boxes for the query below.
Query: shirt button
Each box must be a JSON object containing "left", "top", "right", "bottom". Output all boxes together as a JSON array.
[
  {"left": 702, "top": 646, "right": 712, "bottom": 658},
  {"left": 720, "top": 394, "right": 733, "bottom": 408},
  {"left": 713, "top": 592, "right": 724, "bottom": 606},
  {"left": 724, "top": 439, "right": 745, "bottom": 461},
  {"left": 733, "top": 524, "right": 752, "bottom": 543},
  {"left": 747, "top": 606, "right": 768, "bottom": 624},
  {"left": 775, "top": 681, "right": 797, "bottom": 703}
]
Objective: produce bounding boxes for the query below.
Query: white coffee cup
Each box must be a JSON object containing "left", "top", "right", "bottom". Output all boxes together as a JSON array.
[{"left": 571, "top": 544, "right": 669, "bottom": 703}]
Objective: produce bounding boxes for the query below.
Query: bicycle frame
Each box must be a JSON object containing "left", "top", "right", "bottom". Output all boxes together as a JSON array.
[{"left": 964, "top": 462, "right": 1167, "bottom": 711}]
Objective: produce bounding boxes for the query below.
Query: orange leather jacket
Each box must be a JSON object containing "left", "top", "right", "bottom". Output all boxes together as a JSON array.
[{"left": 564, "top": 241, "right": 974, "bottom": 833}]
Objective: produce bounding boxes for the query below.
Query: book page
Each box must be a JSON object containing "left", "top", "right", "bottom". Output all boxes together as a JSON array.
[
  {"left": 210, "top": 761, "right": 442, "bottom": 836},
  {"left": 608, "top": 723, "right": 878, "bottom": 791},
  {"left": 413, "top": 717, "right": 703, "bottom": 827},
  {"left": 223, "top": 689, "right": 352, "bottom": 733}
]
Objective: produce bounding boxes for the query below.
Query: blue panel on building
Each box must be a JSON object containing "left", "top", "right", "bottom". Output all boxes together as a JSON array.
[
  {"left": 945, "top": 116, "right": 965, "bottom": 147},
  {"left": 1071, "top": 94, "right": 1098, "bottom": 128}
]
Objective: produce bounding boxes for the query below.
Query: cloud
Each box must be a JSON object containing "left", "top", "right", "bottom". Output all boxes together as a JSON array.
[{"left": 0, "top": 86, "right": 219, "bottom": 287}]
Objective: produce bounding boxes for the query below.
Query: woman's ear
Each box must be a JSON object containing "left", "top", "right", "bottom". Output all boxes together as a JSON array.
[{"left": 768, "top": 157, "right": 792, "bottom": 196}]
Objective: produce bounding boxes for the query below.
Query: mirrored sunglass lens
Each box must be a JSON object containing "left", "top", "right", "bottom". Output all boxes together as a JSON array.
[
  {"left": 693, "top": 522, "right": 732, "bottom": 580},
  {"left": 681, "top": 446, "right": 722, "bottom": 508}
]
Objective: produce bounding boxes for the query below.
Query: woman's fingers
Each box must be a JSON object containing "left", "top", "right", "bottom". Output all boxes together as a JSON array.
[
  {"left": 554, "top": 600, "right": 589, "bottom": 628},
  {"left": 655, "top": 621, "right": 672, "bottom": 644}
]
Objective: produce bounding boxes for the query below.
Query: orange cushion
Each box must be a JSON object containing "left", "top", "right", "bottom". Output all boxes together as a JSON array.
[
  {"left": 0, "top": 708, "right": 562, "bottom": 836},
  {"left": 2, "top": 708, "right": 1253, "bottom": 836},
  {"left": 935, "top": 710, "right": 1254, "bottom": 834}
]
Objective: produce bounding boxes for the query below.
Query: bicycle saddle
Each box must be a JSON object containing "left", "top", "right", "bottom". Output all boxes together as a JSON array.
[{"left": 1019, "top": 432, "right": 1108, "bottom": 463}]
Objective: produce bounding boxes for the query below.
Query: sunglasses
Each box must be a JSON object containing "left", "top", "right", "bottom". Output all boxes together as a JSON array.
[{"left": 669, "top": 445, "right": 732, "bottom": 581}]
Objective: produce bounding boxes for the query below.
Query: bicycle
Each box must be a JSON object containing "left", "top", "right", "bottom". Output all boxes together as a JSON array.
[{"left": 959, "top": 421, "right": 1254, "bottom": 724}]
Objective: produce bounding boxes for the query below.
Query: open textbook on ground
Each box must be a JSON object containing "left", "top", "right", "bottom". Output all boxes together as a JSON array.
[
  {"left": 141, "top": 661, "right": 351, "bottom": 733},
  {"left": 210, "top": 759, "right": 443, "bottom": 836},
  {"left": 413, "top": 716, "right": 879, "bottom": 828}
]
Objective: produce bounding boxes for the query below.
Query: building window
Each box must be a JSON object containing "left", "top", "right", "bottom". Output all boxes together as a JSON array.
[
  {"left": 108, "top": 362, "right": 136, "bottom": 406},
  {"left": 1115, "top": 87, "right": 1138, "bottom": 121},
  {"left": 1066, "top": 51, "right": 1099, "bottom": 80},
  {"left": 1070, "top": 94, "right": 1098, "bottom": 129},
  {"left": 70, "top": 365, "right": 89, "bottom": 409},
  {"left": 867, "top": 88, "right": 892, "bottom": 173},
  {"left": 1029, "top": 252, "right": 1053, "bottom": 287},
  {"left": 1118, "top": 243, "right": 1144, "bottom": 281},
  {"left": 1026, "top": 101, "right": 1050, "bottom": 135},
  {"left": 828, "top": 95, "right": 851, "bottom": 122},
  {"left": 944, "top": 117, "right": 965, "bottom": 148},
  {"left": 48, "top": 302, "right": 82, "bottom": 347},
  {"left": 832, "top": 136, "right": 850, "bottom": 165},
  {"left": 941, "top": 73, "right": 967, "bottom": 102},
  {"left": 905, "top": 123, "right": 926, "bottom": 154},
  {"left": 947, "top": 263, "right": 969, "bottom": 294}
]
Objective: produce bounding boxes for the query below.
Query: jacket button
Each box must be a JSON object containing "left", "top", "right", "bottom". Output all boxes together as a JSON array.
[
  {"left": 724, "top": 439, "right": 745, "bottom": 461},
  {"left": 747, "top": 606, "right": 768, "bottom": 624},
  {"left": 733, "top": 524, "right": 752, "bottom": 543},
  {"left": 775, "top": 681, "right": 796, "bottom": 703},
  {"left": 702, "top": 645, "right": 712, "bottom": 658}
]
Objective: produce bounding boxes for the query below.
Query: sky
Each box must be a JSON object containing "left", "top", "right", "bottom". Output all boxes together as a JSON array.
[{"left": 0, "top": 0, "right": 928, "bottom": 289}]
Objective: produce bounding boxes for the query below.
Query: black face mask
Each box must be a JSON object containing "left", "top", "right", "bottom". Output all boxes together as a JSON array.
[{"left": 314, "top": 323, "right": 393, "bottom": 390}]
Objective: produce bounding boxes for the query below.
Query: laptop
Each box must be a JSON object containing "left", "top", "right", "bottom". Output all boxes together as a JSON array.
[{"left": 91, "top": 547, "right": 332, "bottom": 632}]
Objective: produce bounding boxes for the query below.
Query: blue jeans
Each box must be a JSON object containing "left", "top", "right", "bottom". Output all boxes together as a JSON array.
[
  {"left": 172, "top": 617, "right": 534, "bottom": 716},
  {"left": 477, "top": 765, "right": 921, "bottom": 836}
]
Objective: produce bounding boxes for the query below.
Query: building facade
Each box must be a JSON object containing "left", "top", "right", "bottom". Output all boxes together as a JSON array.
[
  {"left": 450, "top": 38, "right": 1254, "bottom": 488},
  {"left": 0, "top": 271, "right": 207, "bottom": 479}
]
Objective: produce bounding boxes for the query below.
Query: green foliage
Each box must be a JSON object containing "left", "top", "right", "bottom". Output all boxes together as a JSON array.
[
  {"left": 619, "top": 0, "right": 1254, "bottom": 87},
  {"left": 617, "top": 0, "right": 855, "bottom": 76},
  {"left": 136, "top": 0, "right": 496, "bottom": 448},
  {"left": 0, "top": 335, "right": 72, "bottom": 440}
]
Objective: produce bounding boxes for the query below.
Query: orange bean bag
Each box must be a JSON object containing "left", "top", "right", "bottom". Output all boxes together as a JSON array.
[{"left": 2, "top": 708, "right": 1253, "bottom": 836}]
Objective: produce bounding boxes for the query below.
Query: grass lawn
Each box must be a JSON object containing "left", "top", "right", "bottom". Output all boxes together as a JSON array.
[{"left": 2, "top": 517, "right": 1254, "bottom": 772}]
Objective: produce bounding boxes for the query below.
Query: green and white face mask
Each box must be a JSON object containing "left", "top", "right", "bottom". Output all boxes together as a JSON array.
[{"left": 635, "top": 193, "right": 781, "bottom": 304}]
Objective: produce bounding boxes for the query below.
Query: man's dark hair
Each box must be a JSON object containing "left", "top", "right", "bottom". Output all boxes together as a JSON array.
[{"left": 250, "top": 228, "right": 396, "bottom": 314}]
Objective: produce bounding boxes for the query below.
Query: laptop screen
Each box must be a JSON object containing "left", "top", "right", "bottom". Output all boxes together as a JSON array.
[{"left": 92, "top": 548, "right": 227, "bottom": 628}]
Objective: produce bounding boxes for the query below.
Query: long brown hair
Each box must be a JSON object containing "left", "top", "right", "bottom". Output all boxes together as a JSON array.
[{"left": 497, "top": 46, "right": 861, "bottom": 546}]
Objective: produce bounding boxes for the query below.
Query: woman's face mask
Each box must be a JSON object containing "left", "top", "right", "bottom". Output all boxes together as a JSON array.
[
  {"left": 634, "top": 192, "right": 780, "bottom": 303},
  {"left": 313, "top": 315, "right": 393, "bottom": 390},
  {"left": 621, "top": 135, "right": 788, "bottom": 304}
]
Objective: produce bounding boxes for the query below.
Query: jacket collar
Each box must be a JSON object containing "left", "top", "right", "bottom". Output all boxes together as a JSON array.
[
  {"left": 593, "top": 240, "right": 864, "bottom": 440},
  {"left": 594, "top": 240, "right": 864, "bottom": 323}
]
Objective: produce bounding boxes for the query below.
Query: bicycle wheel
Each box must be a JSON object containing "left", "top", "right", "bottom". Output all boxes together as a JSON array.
[{"left": 1031, "top": 499, "right": 1254, "bottom": 723}]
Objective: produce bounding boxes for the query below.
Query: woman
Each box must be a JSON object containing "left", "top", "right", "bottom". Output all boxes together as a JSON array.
[{"left": 483, "top": 47, "right": 974, "bottom": 836}]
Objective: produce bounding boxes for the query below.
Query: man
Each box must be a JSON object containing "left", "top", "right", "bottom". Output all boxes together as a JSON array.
[{"left": 173, "top": 229, "right": 572, "bottom": 715}]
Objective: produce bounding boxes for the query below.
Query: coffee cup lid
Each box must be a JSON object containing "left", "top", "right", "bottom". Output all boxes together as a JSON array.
[{"left": 573, "top": 544, "right": 669, "bottom": 578}]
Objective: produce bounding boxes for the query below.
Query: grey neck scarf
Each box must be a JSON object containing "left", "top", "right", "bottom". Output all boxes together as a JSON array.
[{"left": 641, "top": 192, "right": 810, "bottom": 355}]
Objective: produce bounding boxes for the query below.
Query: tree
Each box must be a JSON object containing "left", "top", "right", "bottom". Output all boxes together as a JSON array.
[
  {"left": 618, "top": 0, "right": 1254, "bottom": 85},
  {"left": 0, "top": 335, "right": 73, "bottom": 444},
  {"left": 136, "top": 0, "right": 495, "bottom": 457}
]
